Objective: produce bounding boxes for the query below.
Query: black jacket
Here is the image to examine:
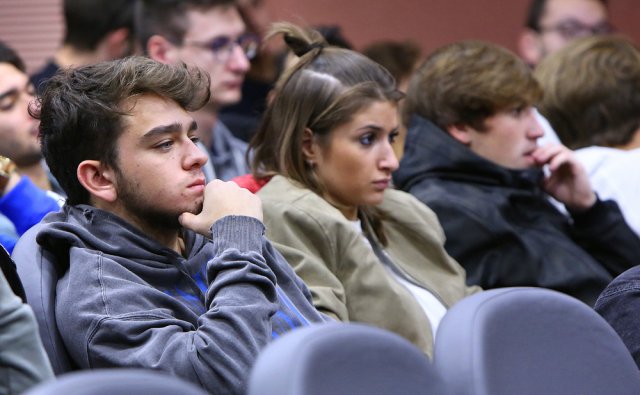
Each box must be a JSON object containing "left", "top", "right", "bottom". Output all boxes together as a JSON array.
[{"left": 394, "top": 115, "right": 640, "bottom": 306}]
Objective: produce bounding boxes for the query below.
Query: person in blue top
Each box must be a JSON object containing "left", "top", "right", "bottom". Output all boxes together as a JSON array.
[{"left": 0, "top": 41, "right": 61, "bottom": 253}]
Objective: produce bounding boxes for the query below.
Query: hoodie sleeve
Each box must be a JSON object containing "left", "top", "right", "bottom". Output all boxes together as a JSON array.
[
  {"left": 0, "top": 269, "right": 54, "bottom": 394},
  {"left": 58, "top": 216, "right": 279, "bottom": 395}
]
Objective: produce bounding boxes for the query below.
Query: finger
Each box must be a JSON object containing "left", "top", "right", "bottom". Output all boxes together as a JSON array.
[
  {"left": 178, "top": 212, "right": 196, "bottom": 229},
  {"left": 547, "top": 150, "right": 575, "bottom": 172},
  {"left": 532, "top": 144, "right": 564, "bottom": 164}
]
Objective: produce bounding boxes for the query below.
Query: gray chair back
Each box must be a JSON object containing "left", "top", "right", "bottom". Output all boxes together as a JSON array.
[
  {"left": 434, "top": 287, "right": 640, "bottom": 395},
  {"left": 23, "top": 368, "right": 208, "bottom": 395},
  {"left": 248, "top": 322, "right": 449, "bottom": 395},
  {"left": 12, "top": 223, "right": 75, "bottom": 374}
]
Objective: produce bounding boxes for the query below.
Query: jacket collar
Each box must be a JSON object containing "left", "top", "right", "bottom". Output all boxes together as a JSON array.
[{"left": 394, "top": 115, "right": 544, "bottom": 191}]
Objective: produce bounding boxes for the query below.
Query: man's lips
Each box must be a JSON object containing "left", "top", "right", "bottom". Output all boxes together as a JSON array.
[
  {"left": 224, "top": 79, "right": 244, "bottom": 89},
  {"left": 188, "top": 178, "right": 206, "bottom": 189}
]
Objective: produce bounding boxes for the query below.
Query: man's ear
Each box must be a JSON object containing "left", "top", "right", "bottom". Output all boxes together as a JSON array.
[
  {"left": 517, "top": 29, "right": 542, "bottom": 67},
  {"left": 146, "top": 34, "right": 177, "bottom": 64},
  {"left": 301, "top": 128, "right": 318, "bottom": 166},
  {"left": 105, "top": 27, "right": 133, "bottom": 59},
  {"left": 447, "top": 124, "right": 473, "bottom": 145},
  {"left": 77, "top": 160, "right": 118, "bottom": 203}
]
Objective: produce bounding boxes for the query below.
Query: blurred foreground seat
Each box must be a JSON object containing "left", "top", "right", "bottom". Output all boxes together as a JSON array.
[
  {"left": 23, "top": 368, "right": 208, "bottom": 395},
  {"left": 248, "top": 322, "right": 449, "bottom": 395},
  {"left": 434, "top": 287, "right": 640, "bottom": 395}
]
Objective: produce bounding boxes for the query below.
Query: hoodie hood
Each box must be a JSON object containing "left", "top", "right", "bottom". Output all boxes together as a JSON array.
[
  {"left": 394, "top": 115, "right": 544, "bottom": 192},
  {"left": 36, "top": 205, "right": 205, "bottom": 272}
]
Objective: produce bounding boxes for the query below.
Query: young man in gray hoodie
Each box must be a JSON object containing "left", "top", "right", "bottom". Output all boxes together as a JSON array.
[{"left": 20, "top": 56, "right": 327, "bottom": 394}]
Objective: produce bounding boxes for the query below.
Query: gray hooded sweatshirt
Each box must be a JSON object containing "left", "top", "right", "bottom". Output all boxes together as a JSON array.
[{"left": 35, "top": 204, "right": 327, "bottom": 394}]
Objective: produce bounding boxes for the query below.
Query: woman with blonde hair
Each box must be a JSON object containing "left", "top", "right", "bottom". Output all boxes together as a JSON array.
[{"left": 249, "top": 23, "right": 479, "bottom": 356}]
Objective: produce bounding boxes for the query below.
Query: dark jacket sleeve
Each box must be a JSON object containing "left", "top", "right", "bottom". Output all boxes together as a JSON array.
[
  {"left": 0, "top": 269, "right": 54, "bottom": 394},
  {"left": 594, "top": 266, "right": 640, "bottom": 369},
  {"left": 426, "top": 199, "right": 544, "bottom": 289},
  {"left": 65, "top": 216, "right": 279, "bottom": 395},
  {"left": 570, "top": 198, "right": 640, "bottom": 276}
]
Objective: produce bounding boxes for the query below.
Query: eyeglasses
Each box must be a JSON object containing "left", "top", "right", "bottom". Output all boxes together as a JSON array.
[
  {"left": 184, "top": 33, "right": 260, "bottom": 63},
  {"left": 538, "top": 19, "right": 614, "bottom": 40}
]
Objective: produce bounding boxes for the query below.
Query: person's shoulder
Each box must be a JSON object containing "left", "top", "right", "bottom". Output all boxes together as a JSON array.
[
  {"left": 260, "top": 176, "right": 323, "bottom": 208},
  {"left": 597, "top": 266, "right": 640, "bottom": 302},
  {"left": 260, "top": 176, "right": 352, "bottom": 228},
  {"left": 381, "top": 188, "right": 427, "bottom": 210},
  {"left": 215, "top": 120, "right": 248, "bottom": 151},
  {"left": 380, "top": 188, "right": 446, "bottom": 229}
]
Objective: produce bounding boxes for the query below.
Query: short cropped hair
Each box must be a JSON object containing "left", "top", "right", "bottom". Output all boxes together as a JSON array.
[
  {"left": 0, "top": 41, "right": 26, "bottom": 72},
  {"left": 404, "top": 40, "right": 542, "bottom": 131},
  {"left": 535, "top": 35, "right": 640, "bottom": 149},
  {"left": 31, "top": 56, "right": 210, "bottom": 205},
  {"left": 524, "top": 0, "right": 608, "bottom": 31},
  {"left": 135, "top": 0, "right": 236, "bottom": 49},
  {"left": 63, "top": 0, "right": 135, "bottom": 51}
]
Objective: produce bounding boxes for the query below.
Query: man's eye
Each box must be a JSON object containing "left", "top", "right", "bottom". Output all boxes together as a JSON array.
[
  {"left": 190, "top": 136, "right": 201, "bottom": 144},
  {"left": 510, "top": 106, "right": 526, "bottom": 117},
  {"left": 0, "top": 93, "right": 18, "bottom": 111},
  {"left": 156, "top": 140, "right": 174, "bottom": 150},
  {"left": 210, "top": 36, "right": 232, "bottom": 52}
]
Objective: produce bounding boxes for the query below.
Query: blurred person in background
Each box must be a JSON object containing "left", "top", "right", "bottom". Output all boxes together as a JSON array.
[{"left": 31, "top": 0, "right": 136, "bottom": 94}]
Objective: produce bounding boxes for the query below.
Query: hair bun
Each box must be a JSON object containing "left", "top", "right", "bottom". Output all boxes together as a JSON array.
[{"left": 284, "top": 34, "right": 326, "bottom": 57}]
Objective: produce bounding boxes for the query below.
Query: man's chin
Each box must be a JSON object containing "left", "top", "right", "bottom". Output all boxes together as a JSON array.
[
  {"left": 185, "top": 200, "right": 204, "bottom": 216},
  {"left": 214, "top": 93, "right": 242, "bottom": 107},
  {"left": 12, "top": 151, "right": 43, "bottom": 167}
]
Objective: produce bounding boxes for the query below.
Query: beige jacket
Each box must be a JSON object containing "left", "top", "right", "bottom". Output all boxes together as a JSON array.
[{"left": 259, "top": 176, "right": 480, "bottom": 356}]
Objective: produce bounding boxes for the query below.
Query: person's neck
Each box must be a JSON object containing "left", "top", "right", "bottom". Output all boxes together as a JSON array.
[
  {"left": 616, "top": 128, "right": 640, "bottom": 151},
  {"left": 17, "top": 162, "right": 51, "bottom": 191},
  {"left": 192, "top": 104, "right": 219, "bottom": 149},
  {"left": 54, "top": 45, "right": 103, "bottom": 68}
]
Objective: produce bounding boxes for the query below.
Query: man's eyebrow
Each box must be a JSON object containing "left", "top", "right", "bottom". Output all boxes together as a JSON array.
[
  {"left": 141, "top": 122, "right": 183, "bottom": 140},
  {"left": 140, "top": 120, "right": 198, "bottom": 141},
  {"left": 0, "top": 81, "right": 32, "bottom": 101},
  {"left": 0, "top": 88, "right": 18, "bottom": 102}
]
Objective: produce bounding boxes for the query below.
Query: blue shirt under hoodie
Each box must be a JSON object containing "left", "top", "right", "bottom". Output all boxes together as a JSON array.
[{"left": 35, "top": 205, "right": 328, "bottom": 394}]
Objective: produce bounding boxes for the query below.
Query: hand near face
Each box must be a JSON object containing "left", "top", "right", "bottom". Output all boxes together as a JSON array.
[
  {"left": 179, "top": 179, "right": 263, "bottom": 237},
  {"left": 532, "top": 144, "right": 596, "bottom": 212}
]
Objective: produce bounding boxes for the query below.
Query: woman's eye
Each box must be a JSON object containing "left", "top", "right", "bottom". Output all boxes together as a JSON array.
[
  {"left": 389, "top": 131, "right": 399, "bottom": 143},
  {"left": 359, "top": 133, "right": 374, "bottom": 146}
]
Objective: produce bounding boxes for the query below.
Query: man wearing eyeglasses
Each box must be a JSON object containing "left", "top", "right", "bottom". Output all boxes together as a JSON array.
[
  {"left": 518, "top": 0, "right": 611, "bottom": 67},
  {"left": 138, "top": 0, "right": 257, "bottom": 181}
]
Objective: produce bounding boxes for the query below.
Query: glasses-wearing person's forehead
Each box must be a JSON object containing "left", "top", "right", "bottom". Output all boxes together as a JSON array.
[
  {"left": 538, "top": 19, "right": 614, "bottom": 39},
  {"left": 184, "top": 33, "right": 260, "bottom": 63}
]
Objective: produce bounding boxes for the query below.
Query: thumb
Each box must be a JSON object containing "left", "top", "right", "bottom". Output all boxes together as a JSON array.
[{"left": 178, "top": 212, "right": 197, "bottom": 229}]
